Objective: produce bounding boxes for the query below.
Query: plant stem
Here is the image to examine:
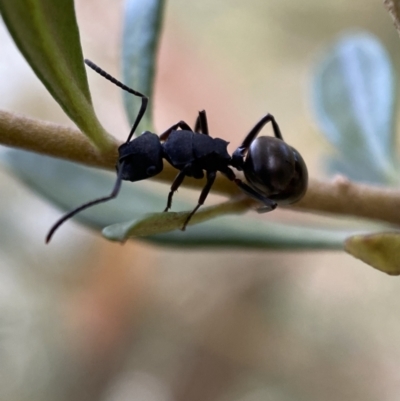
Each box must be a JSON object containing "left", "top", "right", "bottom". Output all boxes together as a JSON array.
[
  {"left": 1, "top": 109, "right": 399, "bottom": 227},
  {"left": 384, "top": 0, "right": 400, "bottom": 36},
  {"left": 0, "top": 110, "right": 118, "bottom": 168}
]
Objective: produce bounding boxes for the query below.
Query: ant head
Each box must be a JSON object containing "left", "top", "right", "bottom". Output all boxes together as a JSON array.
[
  {"left": 243, "top": 136, "right": 308, "bottom": 204},
  {"left": 118, "top": 132, "right": 164, "bottom": 182}
]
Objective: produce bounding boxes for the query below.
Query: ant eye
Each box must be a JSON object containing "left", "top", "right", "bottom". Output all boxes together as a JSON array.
[{"left": 147, "top": 166, "right": 157, "bottom": 176}]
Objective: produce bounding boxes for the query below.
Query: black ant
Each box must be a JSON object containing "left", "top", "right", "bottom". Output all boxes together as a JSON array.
[{"left": 46, "top": 59, "right": 308, "bottom": 243}]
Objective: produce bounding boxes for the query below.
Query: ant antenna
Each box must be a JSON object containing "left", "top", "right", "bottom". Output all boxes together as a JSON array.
[
  {"left": 46, "top": 61, "right": 149, "bottom": 243},
  {"left": 84, "top": 59, "right": 148, "bottom": 142},
  {"left": 46, "top": 161, "right": 126, "bottom": 243}
]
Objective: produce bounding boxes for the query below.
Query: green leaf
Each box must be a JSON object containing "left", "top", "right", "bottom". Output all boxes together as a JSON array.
[
  {"left": 3, "top": 148, "right": 353, "bottom": 249},
  {"left": 0, "top": 0, "right": 113, "bottom": 150},
  {"left": 121, "top": 0, "right": 166, "bottom": 134},
  {"left": 345, "top": 232, "right": 400, "bottom": 275},
  {"left": 312, "top": 32, "right": 397, "bottom": 184},
  {"left": 103, "top": 199, "right": 251, "bottom": 241},
  {"left": 149, "top": 218, "right": 350, "bottom": 249}
]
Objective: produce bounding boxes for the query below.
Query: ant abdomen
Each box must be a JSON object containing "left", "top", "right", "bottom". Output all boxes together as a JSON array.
[{"left": 243, "top": 136, "right": 308, "bottom": 204}]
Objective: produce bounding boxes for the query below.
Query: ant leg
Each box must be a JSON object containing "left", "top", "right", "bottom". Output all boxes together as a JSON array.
[
  {"left": 234, "top": 180, "right": 277, "bottom": 212},
  {"left": 221, "top": 167, "right": 277, "bottom": 212},
  {"left": 84, "top": 60, "right": 148, "bottom": 143},
  {"left": 159, "top": 121, "right": 193, "bottom": 141},
  {"left": 164, "top": 169, "right": 188, "bottom": 212},
  {"left": 194, "top": 110, "right": 210, "bottom": 136},
  {"left": 182, "top": 171, "right": 216, "bottom": 230},
  {"left": 231, "top": 113, "right": 283, "bottom": 169},
  {"left": 46, "top": 161, "right": 126, "bottom": 243},
  {"left": 194, "top": 115, "right": 200, "bottom": 132},
  {"left": 242, "top": 113, "right": 283, "bottom": 145}
]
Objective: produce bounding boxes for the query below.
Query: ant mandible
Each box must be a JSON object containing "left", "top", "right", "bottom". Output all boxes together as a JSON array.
[{"left": 46, "top": 59, "right": 308, "bottom": 243}]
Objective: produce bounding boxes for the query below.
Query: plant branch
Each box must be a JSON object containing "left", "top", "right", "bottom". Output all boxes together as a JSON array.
[
  {"left": 384, "top": 0, "right": 400, "bottom": 36},
  {"left": 0, "top": 109, "right": 119, "bottom": 168},
  {"left": 1, "top": 109, "right": 399, "bottom": 227},
  {"left": 293, "top": 176, "right": 400, "bottom": 226}
]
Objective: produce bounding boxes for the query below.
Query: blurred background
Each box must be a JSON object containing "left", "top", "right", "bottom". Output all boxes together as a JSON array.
[{"left": 1, "top": 0, "right": 400, "bottom": 400}]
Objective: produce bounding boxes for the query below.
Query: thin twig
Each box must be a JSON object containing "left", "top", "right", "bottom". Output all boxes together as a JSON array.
[
  {"left": 384, "top": 0, "right": 400, "bottom": 36},
  {"left": 0, "top": 110, "right": 118, "bottom": 168}
]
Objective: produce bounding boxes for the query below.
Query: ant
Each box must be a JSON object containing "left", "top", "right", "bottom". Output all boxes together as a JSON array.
[{"left": 46, "top": 59, "right": 308, "bottom": 243}]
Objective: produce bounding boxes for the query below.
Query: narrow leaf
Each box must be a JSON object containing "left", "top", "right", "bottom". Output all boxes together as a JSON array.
[
  {"left": 313, "top": 32, "right": 397, "bottom": 184},
  {"left": 103, "top": 198, "right": 252, "bottom": 241},
  {"left": 345, "top": 232, "right": 400, "bottom": 275},
  {"left": 0, "top": 0, "right": 113, "bottom": 150},
  {"left": 121, "top": 0, "right": 166, "bottom": 133}
]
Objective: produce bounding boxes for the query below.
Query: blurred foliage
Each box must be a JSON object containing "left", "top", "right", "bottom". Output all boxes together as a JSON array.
[
  {"left": 122, "top": 0, "right": 165, "bottom": 133},
  {"left": 313, "top": 32, "right": 398, "bottom": 184},
  {"left": 345, "top": 232, "right": 400, "bottom": 275},
  {"left": 0, "top": 0, "right": 113, "bottom": 150}
]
